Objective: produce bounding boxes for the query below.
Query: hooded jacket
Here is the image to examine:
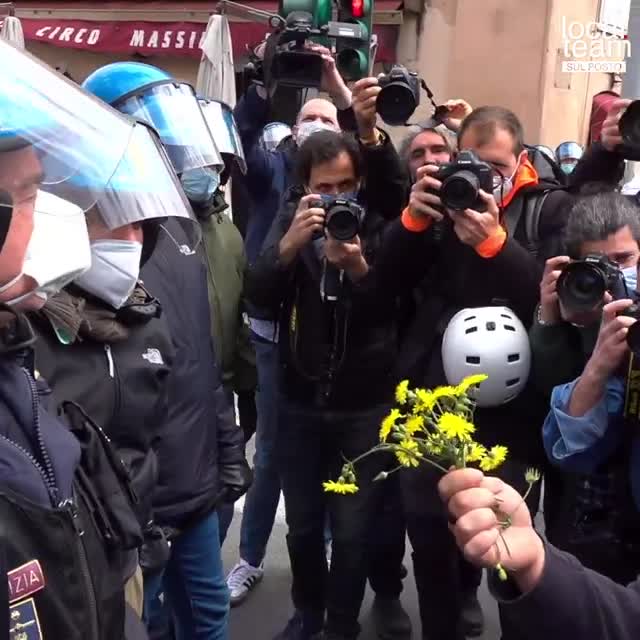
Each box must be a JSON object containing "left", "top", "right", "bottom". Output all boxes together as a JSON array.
[{"left": 141, "top": 219, "right": 246, "bottom": 529}]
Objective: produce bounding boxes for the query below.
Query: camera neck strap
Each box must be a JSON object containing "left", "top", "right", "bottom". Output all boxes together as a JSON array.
[{"left": 624, "top": 353, "right": 640, "bottom": 434}]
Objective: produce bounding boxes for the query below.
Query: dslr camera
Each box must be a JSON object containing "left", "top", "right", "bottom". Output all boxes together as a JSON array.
[
  {"left": 318, "top": 197, "right": 365, "bottom": 242},
  {"left": 557, "top": 254, "right": 629, "bottom": 318},
  {"left": 377, "top": 65, "right": 421, "bottom": 126},
  {"left": 431, "top": 150, "right": 493, "bottom": 212}
]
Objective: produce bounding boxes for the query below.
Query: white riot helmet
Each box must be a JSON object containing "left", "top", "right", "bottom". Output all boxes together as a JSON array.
[{"left": 442, "top": 307, "right": 531, "bottom": 407}]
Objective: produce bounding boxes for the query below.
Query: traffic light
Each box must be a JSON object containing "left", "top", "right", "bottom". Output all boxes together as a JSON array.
[{"left": 336, "top": 0, "right": 373, "bottom": 81}]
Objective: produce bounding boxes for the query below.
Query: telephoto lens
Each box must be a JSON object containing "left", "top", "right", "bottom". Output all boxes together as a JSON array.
[
  {"left": 440, "top": 171, "right": 483, "bottom": 211},
  {"left": 377, "top": 66, "right": 420, "bottom": 126}
]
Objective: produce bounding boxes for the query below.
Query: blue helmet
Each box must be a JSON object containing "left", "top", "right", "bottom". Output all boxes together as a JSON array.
[
  {"left": 83, "top": 62, "right": 221, "bottom": 175},
  {"left": 82, "top": 61, "right": 173, "bottom": 107}
]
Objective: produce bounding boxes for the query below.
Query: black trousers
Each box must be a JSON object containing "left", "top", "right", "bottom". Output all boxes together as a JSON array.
[
  {"left": 402, "top": 457, "right": 540, "bottom": 640},
  {"left": 277, "top": 400, "right": 390, "bottom": 639},
  {"left": 367, "top": 470, "right": 407, "bottom": 599}
]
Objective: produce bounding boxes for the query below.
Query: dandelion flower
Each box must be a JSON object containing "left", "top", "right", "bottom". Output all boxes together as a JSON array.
[
  {"left": 424, "top": 436, "right": 444, "bottom": 456},
  {"left": 480, "top": 445, "right": 508, "bottom": 472},
  {"left": 405, "top": 415, "right": 424, "bottom": 436},
  {"left": 431, "top": 386, "right": 458, "bottom": 402},
  {"left": 456, "top": 374, "right": 488, "bottom": 395},
  {"left": 525, "top": 467, "right": 541, "bottom": 485},
  {"left": 496, "top": 563, "right": 508, "bottom": 582},
  {"left": 395, "top": 380, "right": 410, "bottom": 405},
  {"left": 395, "top": 438, "right": 423, "bottom": 468},
  {"left": 466, "top": 442, "right": 487, "bottom": 463},
  {"left": 323, "top": 480, "right": 359, "bottom": 494},
  {"left": 415, "top": 388, "right": 435, "bottom": 411},
  {"left": 380, "top": 408, "right": 402, "bottom": 442},
  {"left": 437, "top": 412, "right": 475, "bottom": 441}
]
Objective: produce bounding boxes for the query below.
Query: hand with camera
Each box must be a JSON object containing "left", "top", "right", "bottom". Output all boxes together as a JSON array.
[
  {"left": 451, "top": 190, "right": 501, "bottom": 249},
  {"left": 601, "top": 98, "right": 633, "bottom": 152},
  {"left": 440, "top": 98, "right": 473, "bottom": 131},
  {"left": 324, "top": 233, "right": 369, "bottom": 282},
  {"left": 279, "top": 194, "right": 326, "bottom": 266},
  {"left": 351, "top": 77, "right": 381, "bottom": 141},
  {"left": 408, "top": 164, "right": 445, "bottom": 222},
  {"left": 305, "top": 43, "right": 352, "bottom": 110},
  {"left": 570, "top": 298, "right": 637, "bottom": 417},
  {"left": 539, "top": 256, "right": 571, "bottom": 325}
]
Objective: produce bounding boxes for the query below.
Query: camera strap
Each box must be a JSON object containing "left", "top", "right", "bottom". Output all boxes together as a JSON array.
[{"left": 624, "top": 353, "right": 640, "bottom": 433}]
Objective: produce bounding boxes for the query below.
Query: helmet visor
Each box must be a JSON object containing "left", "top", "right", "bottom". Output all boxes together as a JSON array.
[
  {"left": 89, "top": 123, "right": 201, "bottom": 250},
  {"left": 0, "top": 40, "right": 134, "bottom": 213},
  {"left": 199, "top": 99, "right": 246, "bottom": 174},
  {"left": 118, "top": 82, "right": 223, "bottom": 174}
]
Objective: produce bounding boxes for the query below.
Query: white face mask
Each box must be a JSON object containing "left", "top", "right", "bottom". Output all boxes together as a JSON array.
[
  {"left": 74, "top": 240, "right": 143, "bottom": 309},
  {"left": 492, "top": 162, "right": 520, "bottom": 206},
  {"left": 295, "top": 120, "right": 339, "bottom": 146},
  {"left": 0, "top": 191, "right": 92, "bottom": 307}
]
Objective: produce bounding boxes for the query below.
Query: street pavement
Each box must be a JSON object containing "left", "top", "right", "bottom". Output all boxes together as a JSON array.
[{"left": 222, "top": 486, "right": 503, "bottom": 640}]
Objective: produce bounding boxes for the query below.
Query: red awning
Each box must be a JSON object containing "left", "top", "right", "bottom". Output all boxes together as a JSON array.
[{"left": 7, "top": 1, "right": 400, "bottom": 61}]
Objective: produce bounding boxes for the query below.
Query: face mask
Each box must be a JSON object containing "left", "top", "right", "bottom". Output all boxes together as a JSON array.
[
  {"left": 492, "top": 161, "right": 520, "bottom": 206},
  {"left": 560, "top": 162, "right": 577, "bottom": 175},
  {"left": 75, "top": 240, "right": 143, "bottom": 309},
  {"left": 318, "top": 191, "right": 359, "bottom": 203},
  {"left": 181, "top": 167, "right": 220, "bottom": 204},
  {"left": 0, "top": 191, "right": 91, "bottom": 307},
  {"left": 295, "top": 120, "right": 338, "bottom": 147},
  {"left": 623, "top": 265, "right": 638, "bottom": 294}
]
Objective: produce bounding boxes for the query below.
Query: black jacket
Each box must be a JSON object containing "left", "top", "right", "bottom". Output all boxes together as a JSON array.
[
  {"left": 492, "top": 542, "right": 640, "bottom": 640},
  {"left": 245, "top": 133, "right": 407, "bottom": 410},
  {"left": 141, "top": 219, "right": 245, "bottom": 529},
  {"left": 0, "top": 347, "right": 140, "bottom": 640},
  {"left": 366, "top": 177, "right": 574, "bottom": 463},
  {"left": 30, "top": 296, "right": 173, "bottom": 531}
]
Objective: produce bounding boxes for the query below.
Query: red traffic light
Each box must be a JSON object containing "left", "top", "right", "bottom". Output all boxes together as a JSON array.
[{"left": 352, "top": 0, "right": 364, "bottom": 17}]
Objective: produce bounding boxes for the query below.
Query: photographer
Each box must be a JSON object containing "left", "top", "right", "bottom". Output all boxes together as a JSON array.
[
  {"left": 245, "top": 125, "right": 406, "bottom": 640},
  {"left": 539, "top": 195, "right": 640, "bottom": 585}
]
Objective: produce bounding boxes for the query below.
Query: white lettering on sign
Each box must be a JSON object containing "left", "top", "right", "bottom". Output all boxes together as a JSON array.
[
  {"left": 162, "top": 30, "right": 173, "bottom": 48},
  {"left": 130, "top": 29, "right": 145, "bottom": 47},
  {"left": 87, "top": 29, "right": 100, "bottom": 45},
  {"left": 59, "top": 27, "right": 75, "bottom": 42},
  {"left": 176, "top": 31, "right": 185, "bottom": 48},
  {"left": 34, "top": 26, "right": 51, "bottom": 37},
  {"left": 74, "top": 28, "right": 88, "bottom": 44},
  {"left": 147, "top": 30, "right": 159, "bottom": 48},
  {"left": 33, "top": 24, "right": 101, "bottom": 46}
]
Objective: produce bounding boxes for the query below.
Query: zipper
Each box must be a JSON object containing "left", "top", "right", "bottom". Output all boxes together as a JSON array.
[
  {"left": 104, "top": 345, "right": 115, "bottom": 378},
  {"left": 61, "top": 496, "right": 99, "bottom": 640},
  {"left": 22, "top": 368, "right": 59, "bottom": 505}
]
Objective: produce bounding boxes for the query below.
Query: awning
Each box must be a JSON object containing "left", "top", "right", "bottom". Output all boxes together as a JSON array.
[{"left": 9, "top": 0, "right": 401, "bottom": 61}]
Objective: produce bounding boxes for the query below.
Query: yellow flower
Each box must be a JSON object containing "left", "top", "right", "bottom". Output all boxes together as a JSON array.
[
  {"left": 455, "top": 374, "right": 488, "bottom": 395},
  {"left": 395, "top": 438, "right": 423, "bottom": 467},
  {"left": 431, "top": 386, "right": 458, "bottom": 402},
  {"left": 323, "top": 480, "right": 359, "bottom": 494},
  {"left": 466, "top": 442, "right": 487, "bottom": 463},
  {"left": 437, "top": 412, "right": 476, "bottom": 441},
  {"left": 395, "top": 380, "right": 410, "bottom": 405},
  {"left": 380, "top": 408, "right": 402, "bottom": 442},
  {"left": 479, "top": 445, "right": 508, "bottom": 472},
  {"left": 405, "top": 415, "right": 424, "bottom": 436},
  {"left": 414, "top": 388, "right": 435, "bottom": 411}
]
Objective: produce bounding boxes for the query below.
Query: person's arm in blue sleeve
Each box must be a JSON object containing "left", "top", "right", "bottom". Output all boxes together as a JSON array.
[
  {"left": 234, "top": 85, "right": 276, "bottom": 187},
  {"left": 542, "top": 375, "right": 625, "bottom": 473}
]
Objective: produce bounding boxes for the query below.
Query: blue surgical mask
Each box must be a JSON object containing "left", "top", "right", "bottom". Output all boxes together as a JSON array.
[
  {"left": 181, "top": 167, "right": 220, "bottom": 204},
  {"left": 560, "top": 162, "right": 577, "bottom": 175},
  {"left": 318, "top": 191, "right": 359, "bottom": 203},
  {"left": 623, "top": 265, "right": 638, "bottom": 294}
]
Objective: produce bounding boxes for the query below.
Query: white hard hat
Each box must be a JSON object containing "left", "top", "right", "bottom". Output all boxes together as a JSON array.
[{"left": 442, "top": 306, "right": 531, "bottom": 407}]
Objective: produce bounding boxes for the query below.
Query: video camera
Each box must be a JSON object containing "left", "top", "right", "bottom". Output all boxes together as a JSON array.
[
  {"left": 429, "top": 150, "right": 493, "bottom": 212},
  {"left": 315, "top": 196, "right": 365, "bottom": 242}
]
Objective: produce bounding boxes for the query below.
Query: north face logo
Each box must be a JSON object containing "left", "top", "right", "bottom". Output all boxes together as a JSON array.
[{"left": 142, "top": 348, "right": 164, "bottom": 365}]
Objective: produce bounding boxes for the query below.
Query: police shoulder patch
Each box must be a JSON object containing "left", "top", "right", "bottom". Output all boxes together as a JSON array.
[
  {"left": 10, "top": 597, "right": 42, "bottom": 640},
  {"left": 8, "top": 560, "right": 45, "bottom": 603}
]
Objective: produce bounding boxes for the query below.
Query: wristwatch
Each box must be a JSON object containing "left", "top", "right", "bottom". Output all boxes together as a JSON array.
[{"left": 536, "top": 303, "right": 557, "bottom": 327}]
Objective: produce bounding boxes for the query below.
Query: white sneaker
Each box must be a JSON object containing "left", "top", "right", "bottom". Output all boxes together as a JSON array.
[{"left": 226, "top": 559, "right": 264, "bottom": 606}]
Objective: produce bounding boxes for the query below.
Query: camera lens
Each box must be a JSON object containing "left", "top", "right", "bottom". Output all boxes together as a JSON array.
[
  {"left": 377, "top": 82, "right": 418, "bottom": 127},
  {"left": 557, "top": 263, "right": 606, "bottom": 314},
  {"left": 440, "top": 170, "right": 480, "bottom": 210},
  {"left": 326, "top": 205, "right": 359, "bottom": 242}
]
